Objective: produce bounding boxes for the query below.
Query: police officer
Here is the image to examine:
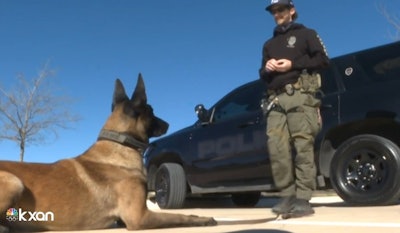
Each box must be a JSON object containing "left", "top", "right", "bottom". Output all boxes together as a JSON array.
[{"left": 259, "top": 0, "right": 329, "bottom": 217}]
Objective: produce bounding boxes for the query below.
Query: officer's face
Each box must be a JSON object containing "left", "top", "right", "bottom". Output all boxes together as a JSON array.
[{"left": 270, "top": 6, "right": 295, "bottom": 26}]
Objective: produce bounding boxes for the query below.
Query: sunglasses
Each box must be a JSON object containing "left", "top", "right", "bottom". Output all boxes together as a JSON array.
[{"left": 270, "top": 6, "right": 289, "bottom": 15}]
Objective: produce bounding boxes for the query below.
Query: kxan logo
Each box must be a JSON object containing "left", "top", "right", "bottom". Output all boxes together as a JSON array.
[{"left": 6, "top": 208, "right": 54, "bottom": 222}]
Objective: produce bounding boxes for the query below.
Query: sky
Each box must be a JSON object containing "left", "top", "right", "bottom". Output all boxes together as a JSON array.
[{"left": 0, "top": 0, "right": 399, "bottom": 163}]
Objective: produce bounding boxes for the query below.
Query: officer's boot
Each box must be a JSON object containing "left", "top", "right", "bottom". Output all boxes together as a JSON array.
[
  {"left": 271, "top": 195, "right": 295, "bottom": 214},
  {"left": 289, "top": 198, "right": 315, "bottom": 217}
]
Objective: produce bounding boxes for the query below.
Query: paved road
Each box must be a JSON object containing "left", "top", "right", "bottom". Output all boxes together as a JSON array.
[{"left": 21, "top": 194, "right": 400, "bottom": 233}]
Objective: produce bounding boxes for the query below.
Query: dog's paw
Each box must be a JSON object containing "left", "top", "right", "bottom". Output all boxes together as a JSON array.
[
  {"left": 190, "top": 216, "right": 217, "bottom": 227},
  {"left": 206, "top": 217, "right": 218, "bottom": 226}
]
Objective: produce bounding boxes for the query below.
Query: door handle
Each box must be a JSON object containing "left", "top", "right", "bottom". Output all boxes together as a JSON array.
[
  {"left": 238, "top": 121, "right": 256, "bottom": 128},
  {"left": 321, "top": 104, "right": 333, "bottom": 110}
]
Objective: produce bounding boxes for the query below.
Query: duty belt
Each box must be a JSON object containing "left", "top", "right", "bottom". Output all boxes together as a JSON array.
[{"left": 268, "top": 78, "right": 302, "bottom": 96}]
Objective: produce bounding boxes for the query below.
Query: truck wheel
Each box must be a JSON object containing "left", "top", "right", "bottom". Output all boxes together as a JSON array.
[
  {"left": 231, "top": 192, "right": 261, "bottom": 207},
  {"left": 155, "top": 163, "right": 187, "bottom": 209},
  {"left": 330, "top": 134, "right": 400, "bottom": 205}
]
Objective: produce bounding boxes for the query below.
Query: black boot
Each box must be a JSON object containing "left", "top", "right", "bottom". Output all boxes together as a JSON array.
[
  {"left": 289, "top": 198, "right": 315, "bottom": 217},
  {"left": 272, "top": 196, "right": 295, "bottom": 214}
]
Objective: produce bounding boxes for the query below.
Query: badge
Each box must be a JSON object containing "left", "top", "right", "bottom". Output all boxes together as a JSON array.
[
  {"left": 287, "top": 36, "right": 296, "bottom": 48},
  {"left": 345, "top": 67, "right": 353, "bottom": 76}
]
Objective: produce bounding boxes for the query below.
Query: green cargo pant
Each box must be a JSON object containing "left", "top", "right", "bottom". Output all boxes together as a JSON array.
[{"left": 266, "top": 90, "right": 321, "bottom": 200}]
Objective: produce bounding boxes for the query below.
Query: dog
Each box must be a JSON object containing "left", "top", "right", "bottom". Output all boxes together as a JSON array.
[{"left": 0, "top": 74, "right": 216, "bottom": 232}]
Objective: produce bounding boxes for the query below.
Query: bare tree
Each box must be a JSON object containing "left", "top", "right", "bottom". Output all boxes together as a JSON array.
[
  {"left": 377, "top": 1, "right": 400, "bottom": 40},
  {"left": 0, "top": 62, "right": 80, "bottom": 162}
]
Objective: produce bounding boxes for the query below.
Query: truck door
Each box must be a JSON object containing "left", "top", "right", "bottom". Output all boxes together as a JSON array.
[{"left": 187, "top": 80, "right": 269, "bottom": 188}]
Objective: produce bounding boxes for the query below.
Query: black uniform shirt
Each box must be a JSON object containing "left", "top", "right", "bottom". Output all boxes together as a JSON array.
[{"left": 259, "top": 23, "right": 329, "bottom": 90}]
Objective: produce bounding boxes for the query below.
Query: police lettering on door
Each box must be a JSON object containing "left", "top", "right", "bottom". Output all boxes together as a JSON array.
[{"left": 197, "top": 130, "right": 265, "bottom": 159}]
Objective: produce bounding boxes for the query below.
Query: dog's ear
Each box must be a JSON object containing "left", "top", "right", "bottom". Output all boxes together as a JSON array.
[
  {"left": 131, "top": 73, "right": 147, "bottom": 108},
  {"left": 112, "top": 79, "right": 129, "bottom": 111}
]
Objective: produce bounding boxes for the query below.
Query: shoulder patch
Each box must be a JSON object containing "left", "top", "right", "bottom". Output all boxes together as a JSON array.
[{"left": 316, "top": 34, "right": 329, "bottom": 56}]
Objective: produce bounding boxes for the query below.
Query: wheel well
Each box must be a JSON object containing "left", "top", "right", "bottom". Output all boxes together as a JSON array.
[
  {"left": 146, "top": 152, "right": 187, "bottom": 191},
  {"left": 318, "top": 117, "right": 400, "bottom": 178},
  {"left": 149, "top": 152, "right": 183, "bottom": 168}
]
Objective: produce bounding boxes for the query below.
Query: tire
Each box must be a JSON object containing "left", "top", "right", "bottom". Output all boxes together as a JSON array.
[
  {"left": 155, "top": 163, "right": 187, "bottom": 209},
  {"left": 231, "top": 192, "right": 261, "bottom": 207},
  {"left": 330, "top": 134, "right": 400, "bottom": 205}
]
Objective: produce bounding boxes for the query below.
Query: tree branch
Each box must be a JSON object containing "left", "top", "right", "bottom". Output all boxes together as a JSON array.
[{"left": 0, "top": 61, "right": 80, "bottom": 161}]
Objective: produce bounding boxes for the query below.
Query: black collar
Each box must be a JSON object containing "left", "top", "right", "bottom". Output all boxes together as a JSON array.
[{"left": 97, "top": 129, "right": 148, "bottom": 152}]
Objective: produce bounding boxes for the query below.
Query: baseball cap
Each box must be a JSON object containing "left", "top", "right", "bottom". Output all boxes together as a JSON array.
[{"left": 266, "top": 0, "right": 295, "bottom": 12}]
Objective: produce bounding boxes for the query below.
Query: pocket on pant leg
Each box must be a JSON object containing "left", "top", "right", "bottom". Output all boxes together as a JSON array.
[
  {"left": 267, "top": 111, "right": 289, "bottom": 155},
  {"left": 286, "top": 106, "right": 320, "bottom": 137},
  {"left": 304, "top": 106, "right": 321, "bottom": 136},
  {"left": 267, "top": 110, "right": 288, "bottom": 135},
  {"left": 303, "top": 94, "right": 322, "bottom": 134}
]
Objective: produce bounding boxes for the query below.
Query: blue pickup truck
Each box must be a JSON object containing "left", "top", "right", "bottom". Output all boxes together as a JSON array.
[{"left": 144, "top": 41, "right": 400, "bottom": 209}]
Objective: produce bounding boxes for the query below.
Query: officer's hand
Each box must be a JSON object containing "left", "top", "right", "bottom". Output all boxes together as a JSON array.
[
  {"left": 265, "top": 58, "right": 278, "bottom": 72},
  {"left": 275, "top": 59, "right": 292, "bottom": 72}
]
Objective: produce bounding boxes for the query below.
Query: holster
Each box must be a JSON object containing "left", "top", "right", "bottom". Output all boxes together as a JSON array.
[{"left": 261, "top": 95, "right": 280, "bottom": 116}]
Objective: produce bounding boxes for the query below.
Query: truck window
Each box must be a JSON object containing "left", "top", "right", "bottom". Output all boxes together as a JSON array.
[
  {"left": 213, "top": 81, "right": 264, "bottom": 122},
  {"left": 355, "top": 43, "right": 400, "bottom": 83}
]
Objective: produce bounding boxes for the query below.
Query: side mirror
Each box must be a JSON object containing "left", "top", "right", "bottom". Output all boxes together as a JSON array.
[{"left": 195, "top": 104, "right": 209, "bottom": 122}]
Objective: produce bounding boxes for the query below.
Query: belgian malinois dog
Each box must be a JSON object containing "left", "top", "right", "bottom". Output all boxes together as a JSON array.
[{"left": 0, "top": 74, "right": 216, "bottom": 232}]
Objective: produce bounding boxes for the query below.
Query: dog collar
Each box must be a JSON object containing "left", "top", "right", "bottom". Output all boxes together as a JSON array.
[{"left": 97, "top": 129, "right": 149, "bottom": 152}]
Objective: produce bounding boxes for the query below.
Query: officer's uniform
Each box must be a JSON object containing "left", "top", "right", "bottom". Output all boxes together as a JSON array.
[{"left": 259, "top": 23, "right": 329, "bottom": 203}]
